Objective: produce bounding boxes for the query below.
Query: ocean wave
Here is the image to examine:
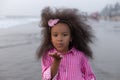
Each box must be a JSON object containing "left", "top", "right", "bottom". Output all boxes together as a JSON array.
[
  {"left": 0, "top": 17, "right": 39, "bottom": 29},
  {"left": 0, "top": 33, "right": 40, "bottom": 49}
]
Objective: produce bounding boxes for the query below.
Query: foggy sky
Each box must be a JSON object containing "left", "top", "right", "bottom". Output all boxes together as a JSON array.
[{"left": 0, "top": 0, "right": 120, "bottom": 16}]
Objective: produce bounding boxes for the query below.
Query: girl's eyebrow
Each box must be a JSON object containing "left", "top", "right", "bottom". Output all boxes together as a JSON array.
[
  {"left": 52, "top": 32, "right": 69, "bottom": 34},
  {"left": 62, "top": 32, "right": 70, "bottom": 34},
  {"left": 63, "top": 32, "right": 68, "bottom": 33},
  {"left": 52, "top": 32, "right": 58, "bottom": 34},
  {"left": 52, "top": 31, "right": 68, "bottom": 33}
]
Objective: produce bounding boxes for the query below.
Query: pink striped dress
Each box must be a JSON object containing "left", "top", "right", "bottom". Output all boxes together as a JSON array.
[{"left": 42, "top": 47, "right": 96, "bottom": 80}]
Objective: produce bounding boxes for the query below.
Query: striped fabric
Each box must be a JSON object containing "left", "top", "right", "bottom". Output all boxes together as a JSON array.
[{"left": 42, "top": 47, "right": 96, "bottom": 80}]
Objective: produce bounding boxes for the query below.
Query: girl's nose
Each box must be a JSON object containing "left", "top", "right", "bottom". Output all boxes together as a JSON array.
[{"left": 57, "top": 35, "right": 63, "bottom": 41}]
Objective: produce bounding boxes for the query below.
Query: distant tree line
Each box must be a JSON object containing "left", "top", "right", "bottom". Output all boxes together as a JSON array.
[{"left": 101, "top": 2, "right": 120, "bottom": 16}]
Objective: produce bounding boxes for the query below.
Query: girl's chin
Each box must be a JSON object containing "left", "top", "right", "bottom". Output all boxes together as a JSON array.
[
  {"left": 56, "top": 47, "right": 68, "bottom": 52},
  {"left": 56, "top": 49, "right": 63, "bottom": 52},
  {"left": 56, "top": 49, "right": 66, "bottom": 53}
]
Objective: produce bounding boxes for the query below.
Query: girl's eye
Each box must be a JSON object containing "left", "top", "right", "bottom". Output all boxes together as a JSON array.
[
  {"left": 53, "top": 34, "right": 58, "bottom": 37},
  {"left": 63, "top": 34, "right": 68, "bottom": 36}
]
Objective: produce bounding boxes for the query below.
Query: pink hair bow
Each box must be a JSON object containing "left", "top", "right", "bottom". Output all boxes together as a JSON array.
[{"left": 48, "top": 19, "right": 59, "bottom": 27}]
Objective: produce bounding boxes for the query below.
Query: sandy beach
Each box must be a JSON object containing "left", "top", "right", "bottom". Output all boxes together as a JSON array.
[{"left": 0, "top": 20, "right": 120, "bottom": 80}]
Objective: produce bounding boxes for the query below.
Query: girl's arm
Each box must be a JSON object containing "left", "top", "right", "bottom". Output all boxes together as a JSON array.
[
  {"left": 81, "top": 55, "right": 96, "bottom": 80},
  {"left": 42, "top": 54, "right": 52, "bottom": 80},
  {"left": 42, "top": 52, "right": 62, "bottom": 80}
]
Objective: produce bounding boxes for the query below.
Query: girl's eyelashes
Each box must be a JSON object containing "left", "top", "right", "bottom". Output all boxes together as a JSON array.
[
  {"left": 52, "top": 33, "right": 68, "bottom": 37},
  {"left": 63, "top": 33, "right": 68, "bottom": 36},
  {"left": 52, "top": 34, "right": 58, "bottom": 37}
]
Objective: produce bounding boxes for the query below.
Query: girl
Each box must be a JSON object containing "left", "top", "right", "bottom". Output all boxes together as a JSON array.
[{"left": 37, "top": 7, "right": 96, "bottom": 80}]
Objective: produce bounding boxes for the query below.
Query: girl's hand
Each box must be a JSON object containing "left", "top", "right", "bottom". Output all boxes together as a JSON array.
[{"left": 49, "top": 52, "right": 63, "bottom": 60}]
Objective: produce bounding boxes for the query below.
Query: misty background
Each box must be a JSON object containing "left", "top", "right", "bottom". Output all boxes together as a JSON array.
[{"left": 0, "top": 0, "right": 120, "bottom": 16}]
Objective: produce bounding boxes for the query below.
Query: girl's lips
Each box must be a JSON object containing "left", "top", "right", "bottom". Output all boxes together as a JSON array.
[{"left": 57, "top": 43, "right": 63, "bottom": 46}]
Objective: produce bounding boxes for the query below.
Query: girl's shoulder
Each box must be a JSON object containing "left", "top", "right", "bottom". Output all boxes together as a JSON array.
[
  {"left": 72, "top": 47, "right": 88, "bottom": 59},
  {"left": 72, "top": 47, "right": 84, "bottom": 54}
]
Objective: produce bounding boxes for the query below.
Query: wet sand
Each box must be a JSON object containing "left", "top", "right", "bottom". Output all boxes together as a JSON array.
[{"left": 0, "top": 20, "right": 120, "bottom": 80}]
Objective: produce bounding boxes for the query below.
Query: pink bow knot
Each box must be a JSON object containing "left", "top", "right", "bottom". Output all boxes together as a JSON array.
[{"left": 48, "top": 19, "right": 59, "bottom": 27}]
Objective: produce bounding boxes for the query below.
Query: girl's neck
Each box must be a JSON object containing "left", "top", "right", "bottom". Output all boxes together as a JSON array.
[{"left": 57, "top": 49, "right": 69, "bottom": 55}]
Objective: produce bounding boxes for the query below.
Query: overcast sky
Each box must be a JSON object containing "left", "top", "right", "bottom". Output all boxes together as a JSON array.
[{"left": 0, "top": 0, "right": 120, "bottom": 16}]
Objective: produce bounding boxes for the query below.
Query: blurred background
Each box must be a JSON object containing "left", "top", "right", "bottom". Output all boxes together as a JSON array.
[{"left": 0, "top": 0, "right": 120, "bottom": 80}]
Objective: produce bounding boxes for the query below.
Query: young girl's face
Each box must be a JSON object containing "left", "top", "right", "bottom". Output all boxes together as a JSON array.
[{"left": 51, "top": 23, "right": 72, "bottom": 53}]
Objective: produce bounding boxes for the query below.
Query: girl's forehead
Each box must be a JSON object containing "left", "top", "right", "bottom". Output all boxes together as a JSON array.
[{"left": 51, "top": 23, "right": 71, "bottom": 32}]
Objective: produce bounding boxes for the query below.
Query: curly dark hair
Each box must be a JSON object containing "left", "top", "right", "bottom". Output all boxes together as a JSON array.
[{"left": 37, "top": 6, "right": 94, "bottom": 59}]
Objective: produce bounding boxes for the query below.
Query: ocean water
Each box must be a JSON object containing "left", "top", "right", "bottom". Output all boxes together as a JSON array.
[
  {"left": 90, "top": 20, "right": 120, "bottom": 80},
  {"left": 0, "top": 17, "right": 40, "bottom": 29}
]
